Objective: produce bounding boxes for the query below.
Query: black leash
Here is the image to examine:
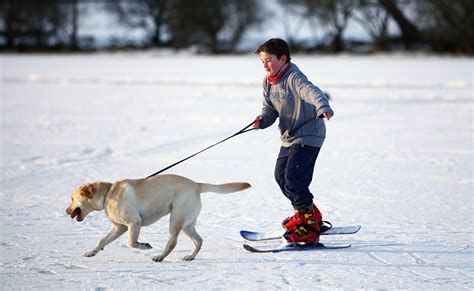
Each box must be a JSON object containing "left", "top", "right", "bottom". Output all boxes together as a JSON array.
[{"left": 147, "top": 121, "right": 255, "bottom": 178}]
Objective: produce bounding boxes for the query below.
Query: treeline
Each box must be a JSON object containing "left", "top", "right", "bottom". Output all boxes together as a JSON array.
[{"left": 1, "top": 0, "right": 473, "bottom": 54}]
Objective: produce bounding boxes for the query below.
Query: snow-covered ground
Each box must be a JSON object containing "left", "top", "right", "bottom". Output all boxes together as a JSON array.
[{"left": 1, "top": 52, "right": 472, "bottom": 289}]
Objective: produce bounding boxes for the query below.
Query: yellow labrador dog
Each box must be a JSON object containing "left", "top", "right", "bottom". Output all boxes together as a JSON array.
[{"left": 66, "top": 174, "right": 250, "bottom": 262}]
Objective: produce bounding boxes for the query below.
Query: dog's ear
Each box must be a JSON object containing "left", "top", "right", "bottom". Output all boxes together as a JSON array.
[{"left": 80, "top": 183, "right": 94, "bottom": 199}]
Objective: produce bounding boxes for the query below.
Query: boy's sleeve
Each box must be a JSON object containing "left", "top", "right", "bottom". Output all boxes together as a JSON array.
[
  {"left": 260, "top": 81, "right": 279, "bottom": 129},
  {"left": 291, "top": 73, "right": 334, "bottom": 118}
]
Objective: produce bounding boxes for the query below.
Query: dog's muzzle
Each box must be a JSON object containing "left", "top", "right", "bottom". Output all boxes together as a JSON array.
[{"left": 69, "top": 207, "right": 81, "bottom": 220}]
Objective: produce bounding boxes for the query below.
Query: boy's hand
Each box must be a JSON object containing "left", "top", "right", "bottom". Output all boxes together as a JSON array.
[
  {"left": 253, "top": 115, "right": 263, "bottom": 129},
  {"left": 322, "top": 112, "right": 333, "bottom": 120}
]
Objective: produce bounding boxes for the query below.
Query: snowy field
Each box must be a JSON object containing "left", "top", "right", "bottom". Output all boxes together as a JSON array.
[{"left": 1, "top": 52, "right": 473, "bottom": 289}]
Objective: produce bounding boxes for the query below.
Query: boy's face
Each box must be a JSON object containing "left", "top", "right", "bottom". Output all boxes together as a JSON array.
[{"left": 259, "top": 52, "right": 287, "bottom": 77}]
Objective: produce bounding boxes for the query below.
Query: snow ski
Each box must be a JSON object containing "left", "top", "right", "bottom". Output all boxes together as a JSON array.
[
  {"left": 240, "top": 225, "right": 361, "bottom": 242},
  {"left": 243, "top": 242, "right": 352, "bottom": 253}
]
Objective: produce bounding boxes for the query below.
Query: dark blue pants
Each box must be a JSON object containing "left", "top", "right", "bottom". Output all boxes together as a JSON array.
[{"left": 274, "top": 144, "right": 320, "bottom": 211}]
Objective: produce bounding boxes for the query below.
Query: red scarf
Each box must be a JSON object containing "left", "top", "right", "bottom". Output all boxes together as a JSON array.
[{"left": 268, "top": 62, "right": 291, "bottom": 85}]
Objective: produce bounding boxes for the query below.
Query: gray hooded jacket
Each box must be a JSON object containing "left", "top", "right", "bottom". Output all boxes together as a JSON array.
[{"left": 260, "top": 63, "right": 334, "bottom": 147}]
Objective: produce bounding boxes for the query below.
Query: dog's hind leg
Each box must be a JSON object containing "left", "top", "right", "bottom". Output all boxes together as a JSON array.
[
  {"left": 84, "top": 223, "right": 127, "bottom": 257},
  {"left": 152, "top": 215, "right": 185, "bottom": 262},
  {"left": 182, "top": 221, "right": 203, "bottom": 261}
]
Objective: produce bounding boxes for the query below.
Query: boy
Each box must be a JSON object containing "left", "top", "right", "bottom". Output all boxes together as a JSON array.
[{"left": 253, "top": 38, "right": 334, "bottom": 244}]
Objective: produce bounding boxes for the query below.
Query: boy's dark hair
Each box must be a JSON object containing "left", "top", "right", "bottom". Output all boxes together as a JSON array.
[{"left": 255, "top": 38, "right": 291, "bottom": 63}]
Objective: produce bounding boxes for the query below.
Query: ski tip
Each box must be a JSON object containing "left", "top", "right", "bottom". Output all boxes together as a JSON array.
[
  {"left": 243, "top": 244, "right": 258, "bottom": 252},
  {"left": 319, "top": 243, "right": 352, "bottom": 249},
  {"left": 240, "top": 230, "right": 256, "bottom": 241},
  {"left": 240, "top": 230, "right": 265, "bottom": 241}
]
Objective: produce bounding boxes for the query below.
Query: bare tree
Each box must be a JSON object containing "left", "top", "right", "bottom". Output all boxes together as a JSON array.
[
  {"left": 0, "top": 0, "right": 67, "bottom": 49},
  {"left": 353, "top": 0, "right": 391, "bottom": 51},
  {"left": 312, "top": 0, "right": 355, "bottom": 52},
  {"left": 413, "top": 0, "right": 474, "bottom": 53},
  {"left": 277, "top": 0, "right": 308, "bottom": 48},
  {"left": 68, "top": 0, "right": 79, "bottom": 49},
  {"left": 167, "top": 0, "right": 263, "bottom": 53},
  {"left": 378, "top": 0, "right": 421, "bottom": 49},
  {"left": 277, "top": 0, "right": 355, "bottom": 52},
  {"left": 0, "top": 0, "right": 91, "bottom": 51},
  {"left": 225, "top": 0, "right": 264, "bottom": 51},
  {"left": 106, "top": 0, "right": 169, "bottom": 47}
]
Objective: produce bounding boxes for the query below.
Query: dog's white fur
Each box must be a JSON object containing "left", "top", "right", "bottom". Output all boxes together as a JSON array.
[{"left": 66, "top": 174, "right": 250, "bottom": 262}]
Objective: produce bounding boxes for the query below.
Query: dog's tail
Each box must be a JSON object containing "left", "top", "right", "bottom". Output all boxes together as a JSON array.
[{"left": 198, "top": 182, "right": 251, "bottom": 194}]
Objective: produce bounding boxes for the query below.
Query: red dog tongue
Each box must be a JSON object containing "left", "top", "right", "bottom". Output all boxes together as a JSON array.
[{"left": 70, "top": 208, "right": 80, "bottom": 219}]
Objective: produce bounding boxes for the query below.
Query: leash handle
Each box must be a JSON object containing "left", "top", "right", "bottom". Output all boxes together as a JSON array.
[
  {"left": 146, "top": 121, "right": 255, "bottom": 178},
  {"left": 237, "top": 120, "right": 257, "bottom": 134}
]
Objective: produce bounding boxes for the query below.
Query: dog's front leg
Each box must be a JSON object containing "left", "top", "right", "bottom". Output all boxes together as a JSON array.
[
  {"left": 84, "top": 223, "right": 127, "bottom": 257},
  {"left": 127, "top": 222, "right": 152, "bottom": 250}
]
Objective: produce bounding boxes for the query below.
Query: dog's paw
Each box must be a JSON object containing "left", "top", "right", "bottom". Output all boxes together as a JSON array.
[
  {"left": 182, "top": 255, "right": 196, "bottom": 261},
  {"left": 83, "top": 249, "right": 99, "bottom": 257},
  {"left": 139, "top": 242, "right": 152, "bottom": 250},
  {"left": 152, "top": 255, "right": 164, "bottom": 262}
]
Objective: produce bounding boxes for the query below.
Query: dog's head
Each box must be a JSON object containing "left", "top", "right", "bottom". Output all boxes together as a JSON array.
[{"left": 66, "top": 183, "right": 96, "bottom": 222}]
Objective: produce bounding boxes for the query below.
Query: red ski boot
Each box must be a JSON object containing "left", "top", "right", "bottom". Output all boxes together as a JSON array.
[
  {"left": 282, "top": 203, "right": 323, "bottom": 231},
  {"left": 282, "top": 203, "right": 322, "bottom": 244}
]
